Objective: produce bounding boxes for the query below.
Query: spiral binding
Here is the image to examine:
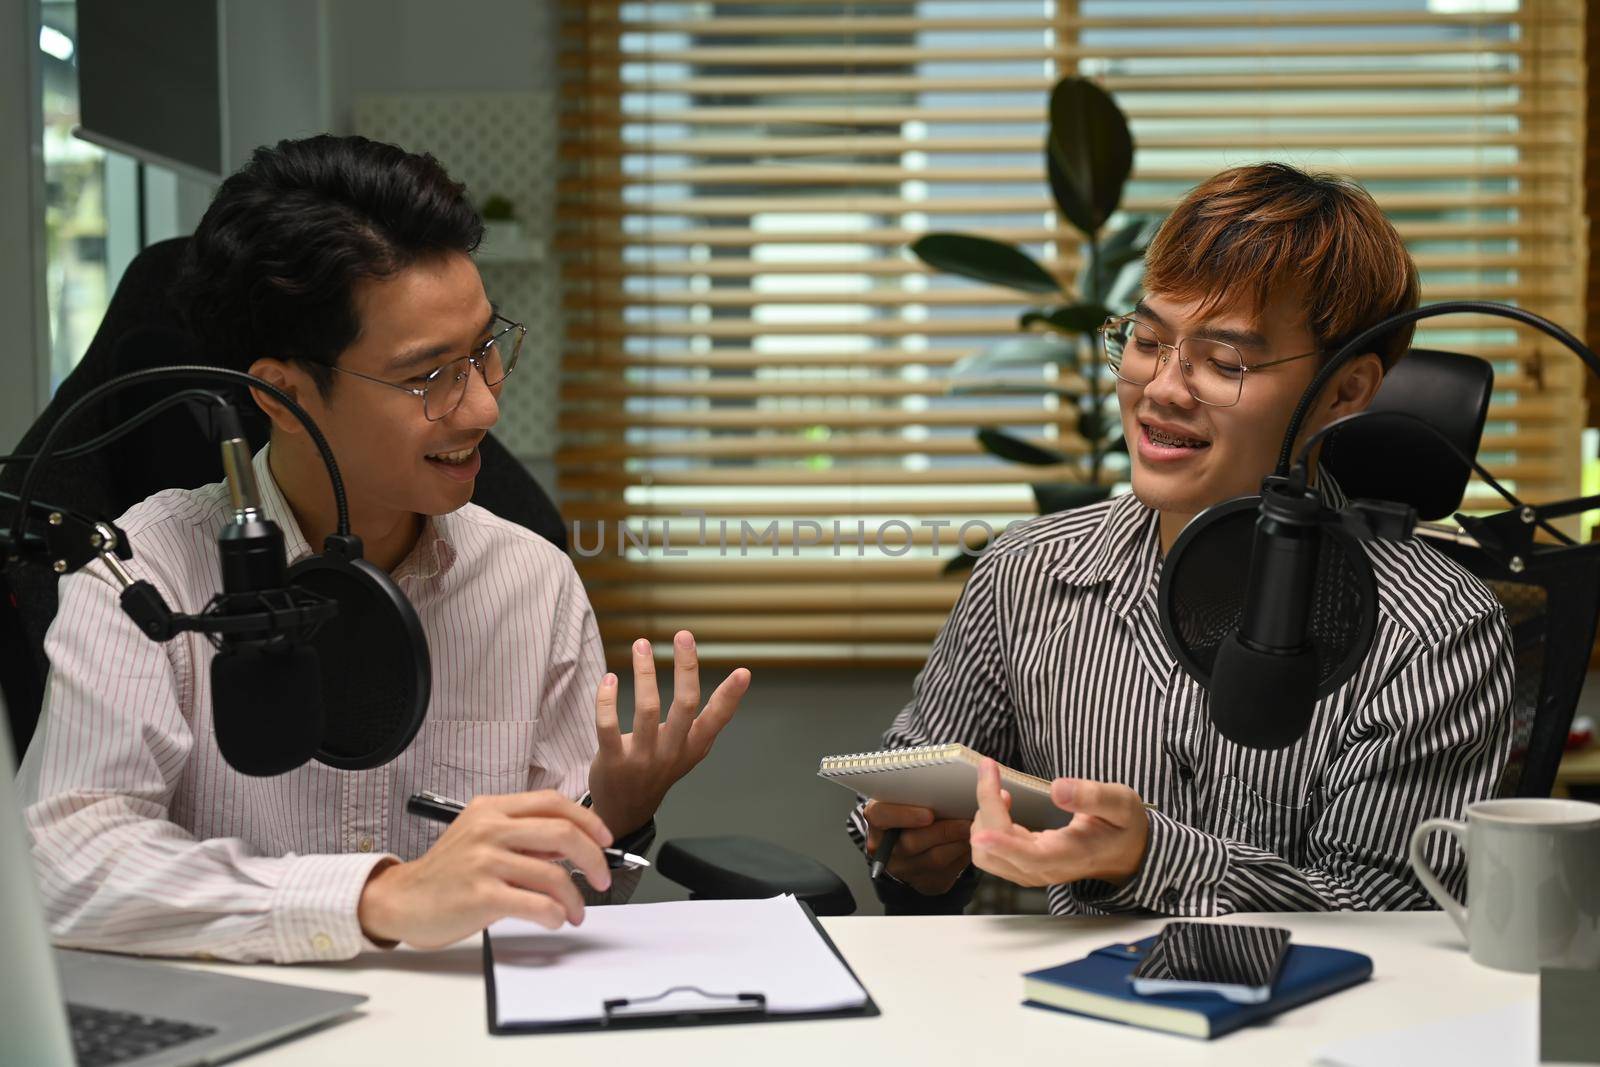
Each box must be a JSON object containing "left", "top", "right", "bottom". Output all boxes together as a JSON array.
[
  {"left": 817, "top": 743, "right": 1054, "bottom": 793},
  {"left": 817, "top": 743, "right": 966, "bottom": 775}
]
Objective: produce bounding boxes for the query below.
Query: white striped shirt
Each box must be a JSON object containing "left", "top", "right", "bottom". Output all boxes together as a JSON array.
[
  {"left": 19, "top": 447, "right": 620, "bottom": 962},
  {"left": 851, "top": 484, "right": 1514, "bottom": 915}
]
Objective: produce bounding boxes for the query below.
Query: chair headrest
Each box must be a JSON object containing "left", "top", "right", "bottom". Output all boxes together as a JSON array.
[{"left": 1319, "top": 348, "right": 1494, "bottom": 522}]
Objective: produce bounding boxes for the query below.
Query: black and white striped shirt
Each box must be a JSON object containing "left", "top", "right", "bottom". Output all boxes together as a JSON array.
[{"left": 851, "top": 484, "right": 1514, "bottom": 916}]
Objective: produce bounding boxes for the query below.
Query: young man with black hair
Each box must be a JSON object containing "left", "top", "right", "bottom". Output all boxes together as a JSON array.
[
  {"left": 21, "top": 135, "right": 749, "bottom": 961},
  {"left": 854, "top": 163, "right": 1514, "bottom": 916}
]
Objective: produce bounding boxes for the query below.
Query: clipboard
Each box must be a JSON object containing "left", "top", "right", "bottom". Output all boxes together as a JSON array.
[{"left": 482, "top": 900, "right": 880, "bottom": 1035}]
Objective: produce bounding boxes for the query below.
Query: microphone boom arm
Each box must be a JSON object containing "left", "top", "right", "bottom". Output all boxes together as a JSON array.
[
  {"left": 1290, "top": 406, "right": 1596, "bottom": 576},
  {"left": 2, "top": 370, "right": 346, "bottom": 646},
  {"left": 6, "top": 366, "right": 352, "bottom": 550},
  {"left": 1275, "top": 300, "right": 1600, "bottom": 478}
]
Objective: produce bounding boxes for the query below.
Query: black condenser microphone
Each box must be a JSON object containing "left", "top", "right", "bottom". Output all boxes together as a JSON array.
[
  {"left": 6, "top": 360, "right": 421, "bottom": 778},
  {"left": 209, "top": 434, "right": 325, "bottom": 776},
  {"left": 1206, "top": 476, "right": 1324, "bottom": 749}
]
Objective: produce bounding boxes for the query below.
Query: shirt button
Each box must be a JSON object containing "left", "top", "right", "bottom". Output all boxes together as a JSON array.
[
  {"left": 358, "top": 837, "right": 374, "bottom": 853},
  {"left": 1176, "top": 764, "right": 1195, "bottom": 782},
  {"left": 1161, "top": 888, "right": 1182, "bottom": 910},
  {"left": 311, "top": 933, "right": 334, "bottom": 954}
]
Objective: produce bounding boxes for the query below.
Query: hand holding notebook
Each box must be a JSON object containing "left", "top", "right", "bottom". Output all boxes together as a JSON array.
[
  {"left": 821, "top": 743, "right": 1152, "bottom": 890},
  {"left": 968, "top": 758, "right": 1151, "bottom": 888},
  {"left": 818, "top": 743, "right": 1070, "bottom": 829},
  {"left": 821, "top": 743, "right": 1069, "bottom": 892}
]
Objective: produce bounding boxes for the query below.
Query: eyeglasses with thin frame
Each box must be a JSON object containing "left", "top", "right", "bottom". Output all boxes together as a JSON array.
[
  {"left": 332, "top": 314, "right": 526, "bottom": 421},
  {"left": 1099, "top": 314, "right": 1319, "bottom": 408}
]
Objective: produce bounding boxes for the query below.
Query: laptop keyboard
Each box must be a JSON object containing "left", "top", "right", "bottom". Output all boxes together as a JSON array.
[{"left": 68, "top": 1002, "right": 217, "bottom": 1067}]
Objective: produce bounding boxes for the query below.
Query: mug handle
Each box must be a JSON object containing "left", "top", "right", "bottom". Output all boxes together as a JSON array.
[{"left": 1409, "top": 817, "right": 1468, "bottom": 937}]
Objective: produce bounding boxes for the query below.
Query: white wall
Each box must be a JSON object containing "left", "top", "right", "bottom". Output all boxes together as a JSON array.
[
  {"left": 325, "top": 0, "right": 562, "bottom": 475},
  {"left": 324, "top": 0, "right": 557, "bottom": 131},
  {"left": 221, "top": 0, "right": 331, "bottom": 167}
]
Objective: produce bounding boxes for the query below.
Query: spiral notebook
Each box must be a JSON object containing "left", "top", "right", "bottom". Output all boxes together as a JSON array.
[{"left": 818, "top": 743, "right": 1070, "bottom": 829}]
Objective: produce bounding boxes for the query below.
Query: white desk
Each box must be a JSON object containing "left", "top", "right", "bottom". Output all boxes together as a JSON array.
[{"left": 185, "top": 911, "right": 1536, "bottom": 1066}]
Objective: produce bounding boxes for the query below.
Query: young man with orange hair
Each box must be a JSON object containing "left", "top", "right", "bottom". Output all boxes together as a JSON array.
[{"left": 854, "top": 163, "right": 1513, "bottom": 915}]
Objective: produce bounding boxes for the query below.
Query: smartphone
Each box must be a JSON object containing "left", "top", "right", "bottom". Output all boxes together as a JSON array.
[{"left": 1128, "top": 921, "right": 1291, "bottom": 1004}]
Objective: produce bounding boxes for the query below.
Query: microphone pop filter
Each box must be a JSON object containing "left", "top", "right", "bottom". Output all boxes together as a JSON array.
[
  {"left": 289, "top": 551, "right": 431, "bottom": 771},
  {"left": 212, "top": 643, "right": 324, "bottom": 776},
  {"left": 1157, "top": 496, "right": 1378, "bottom": 728},
  {"left": 1208, "top": 637, "right": 1320, "bottom": 749}
]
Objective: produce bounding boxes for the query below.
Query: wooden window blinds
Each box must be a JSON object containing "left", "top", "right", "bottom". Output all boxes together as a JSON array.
[{"left": 555, "top": 0, "right": 1587, "bottom": 666}]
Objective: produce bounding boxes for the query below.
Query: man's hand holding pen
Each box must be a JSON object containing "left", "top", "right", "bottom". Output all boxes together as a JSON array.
[
  {"left": 357, "top": 631, "right": 750, "bottom": 950},
  {"left": 357, "top": 791, "right": 614, "bottom": 949}
]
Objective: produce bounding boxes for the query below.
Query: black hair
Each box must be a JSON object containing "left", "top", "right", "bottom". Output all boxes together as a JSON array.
[{"left": 178, "top": 134, "right": 483, "bottom": 394}]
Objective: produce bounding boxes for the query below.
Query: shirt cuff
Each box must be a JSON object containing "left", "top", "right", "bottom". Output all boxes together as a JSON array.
[
  {"left": 613, "top": 817, "right": 656, "bottom": 857},
  {"left": 1068, "top": 809, "right": 1228, "bottom": 915},
  {"left": 581, "top": 791, "right": 658, "bottom": 846},
  {"left": 269, "top": 852, "right": 398, "bottom": 962}
]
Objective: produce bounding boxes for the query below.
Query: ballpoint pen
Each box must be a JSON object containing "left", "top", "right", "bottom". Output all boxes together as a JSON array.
[
  {"left": 869, "top": 827, "right": 901, "bottom": 881},
  {"left": 405, "top": 790, "right": 652, "bottom": 871}
]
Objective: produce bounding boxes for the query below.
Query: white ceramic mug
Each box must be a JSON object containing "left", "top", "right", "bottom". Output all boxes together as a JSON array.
[{"left": 1409, "top": 797, "right": 1600, "bottom": 973}]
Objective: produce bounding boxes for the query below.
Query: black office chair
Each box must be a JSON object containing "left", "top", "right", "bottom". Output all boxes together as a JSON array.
[
  {"left": 1321, "top": 346, "right": 1596, "bottom": 798},
  {"left": 1320, "top": 348, "right": 1494, "bottom": 524},
  {"left": 656, "top": 837, "right": 856, "bottom": 915},
  {"left": 0, "top": 237, "right": 568, "bottom": 756},
  {"left": 1431, "top": 543, "right": 1599, "bottom": 798}
]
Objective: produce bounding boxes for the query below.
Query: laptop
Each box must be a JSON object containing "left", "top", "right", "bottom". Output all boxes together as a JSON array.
[{"left": 2, "top": 712, "right": 367, "bottom": 1066}]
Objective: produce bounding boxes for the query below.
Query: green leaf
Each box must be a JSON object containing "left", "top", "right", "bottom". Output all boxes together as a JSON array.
[
  {"left": 1101, "top": 245, "right": 1148, "bottom": 278},
  {"left": 976, "top": 427, "right": 1068, "bottom": 466},
  {"left": 1100, "top": 214, "right": 1156, "bottom": 261},
  {"left": 1046, "top": 77, "right": 1134, "bottom": 237},
  {"left": 1047, "top": 148, "right": 1099, "bottom": 241},
  {"left": 1019, "top": 303, "right": 1112, "bottom": 335},
  {"left": 1077, "top": 409, "right": 1108, "bottom": 444},
  {"left": 943, "top": 549, "right": 984, "bottom": 576},
  {"left": 910, "top": 233, "right": 1062, "bottom": 294},
  {"left": 1106, "top": 260, "right": 1147, "bottom": 310},
  {"left": 951, "top": 336, "right": 1080, "bottom": 375},
  {"left": 1098, "top": 215, "right": 1162, "bottom": 300},
  {"left": 1033, "top": 482, "right": 1113, "bottom": 514}
]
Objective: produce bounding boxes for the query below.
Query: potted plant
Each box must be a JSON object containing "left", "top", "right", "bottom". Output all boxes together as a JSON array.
[
  {"left": 910, "top": 77, "right": 1155, "bottom": 572},
  {"left": 478, "top": 194, "right": 525, "bottom": 259}
]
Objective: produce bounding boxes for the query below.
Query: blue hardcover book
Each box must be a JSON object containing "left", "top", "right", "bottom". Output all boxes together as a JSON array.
[{"left": 1023, "top": 934, "right": 1372, "bottom": 1039}]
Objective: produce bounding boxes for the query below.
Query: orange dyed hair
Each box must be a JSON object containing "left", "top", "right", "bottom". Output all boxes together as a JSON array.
[{"left": 1142, "top": 162, "right": 1420, "bottom": 369}]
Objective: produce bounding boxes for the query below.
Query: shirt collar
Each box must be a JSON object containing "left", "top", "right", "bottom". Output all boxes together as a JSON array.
[
  {"left": 1049, "top": 491, "right": 1159, "bottom": 603},
  {"left": 1048, "top": 470, "right": 1350, "bottom": 595},
  {"left": 253, "top": 446, "right": 313, "bottom": 565},
  {"left": 397, "top": 514, "right": 457, "bottom": 583},
  {"left": 251, "top": 445, "right": 459, "bottom": 583}
]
